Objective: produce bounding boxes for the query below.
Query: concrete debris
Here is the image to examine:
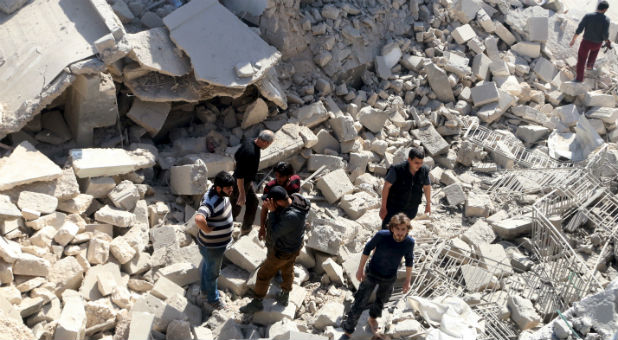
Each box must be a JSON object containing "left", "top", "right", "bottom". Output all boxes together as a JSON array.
[{"left": 0, "top": 0, "right": 617, "bottom": 338}]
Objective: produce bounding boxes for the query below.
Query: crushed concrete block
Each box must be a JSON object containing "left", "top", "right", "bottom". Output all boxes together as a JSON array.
[
  {"left": 452, "top": 24, "right": 476, "bottom": 44},
  {"left": 322, "top": 258, "right": 344, "bottom": 285},
  {"left": 0, "top": 261, "right": 13, "bottom": 284},
  {"left": 48, "top": 256, "right": 84, "bottom": 294},
  {"left": 87, "top": 235, "right": 111, "bottom": 265},
  {"left": 316, "top": 169, "right": 354, "bottom": 204},
  {"left": 81, "top": 177, "right": 116, "bottom": 198},
  {"left": 411, "top": 124, "right": 449, "bottom": 156},
  {"left": 425, "top": 63, "right": 455, "bottom": 102},
  {"left": 476, "top": 9, "right": 495, "bottom": 32},
  {"left": 70, "top": 147, "right": 155, "bottom": 178},
  {"left": 110, "top": 236, "right": 136, "bottom": 264},
  {"left": 151, "top": 277, "right": 184, "bottom": 301},
  {"left": 65, "top": 73, "right": 118, "bottom": 146},
  {"left": 17, "top": 191, "right": 58, "bottom": 214},
  {"left": 30, "top": 225, "right": 57, "bottom": 248},
  {"left": 167, "top": 320, "right": 192, "bottom": 340},
  {"left": 585, "top": 91, "right": 616, "bottom": 107},
  {"left": 306, "top": 224, "right": 342, "bottom": 256},
  {"left": 224, "top": 235, "right": 267, "bottom": 272},
  {"left": 454, "top": 0, "right": 481, "bottom": 23},
  {"left": 495, "top": 22, "right": 516, "bottom": 45},
  {"left": 95, "top": 205, "right": 136, "bottom": 227},
  {"left": 55, "top": 292, "right": 86, "bottom": 340},
  {"left": 462, "top": 220, "right": 496, "bottom": 248},
  {"left": 516, "top": 125, "right": 550, "bottom": 145},
  {"left": 443, "top": 183, "right": 466, "bottom": 206},
  {"left": 312, "top": 129, "right": 340, "bottom": 154},
  {"left": 314, "top": 302, "right": 344, "bottom": 330},
  {"left": 25, "top": 211, "right": 65, "bottom": 230},
  {"left": 465, "top": 193, "right": 492, "bottom": 217},
  {"left": 54, "top": 221, "right": 80, "bottom": 246},
  {"left": 290, "top": 101, "right": 329, "bottom": 128},
  {"left": 338, "top": 192, "right": 381, "bottom": 220},
  {"left": 150, "top": 225, "right": 179, "bottom": 250},
  {"left": 1, "top": 218, "right": 22, "bottom": 236},
  {"left": 219, "top": 264, "right": 249, "bottom": 296},
  {"left": 490, "top": 216, "right": 532, "bottom": 240},
  {"left": 527, "top": 17, "right": 549, "bottom": 42},
  {"left": 127, "top": 100, "right": 171, "bottom": 137},
  {"left": 508, "top": 295, "right": 541, "bottom": 330},
  {"left": 560, "top": 81, "right": 587, "bottom": 97},
  {"left": 127, "top": 311, "right": 155, "bottom": 340},
  {"left": 471, "top": 82, "right": 499, "bottom": 107},
  {"left": 252, "top": 298, "right": 297, "bottom": 325},
  {"left": 358, "top": 107, "right": 389, "bottom": 133},
  {"left": 533, "top": 57, "right": 557, "bottom": 83},
  {"left": 472, "top": 53, "right": 492, "bottom": 80},
  {"left": 477, "top": 244, "right": 513, "bottom": 276},
  {"left": 96, "top": 272, "right": 115, "bottom": 296},
  {"left": 0, "top": 141, "right": 62, "bottom": 191},
  {"left": 57, "top": 194, "right": 94, "bottom": 215},
  {"left": 132, "top": 293, "right": 190, "bottom": 332},
  {"left": 108, "top": 180, "right": 139, "bottom": 211},
  {"left": 122, "top": 251, "right": 151, "bottom": 275},
  {"left": 13, "top": 253, "right": 50, "bottom": 277},
  {"left": 308, "top": 154, "right": 345, "bottom": 172},
  {"left": 242, "top": 98, "right": 269, "bottom": 129},
  {"left": 157, "top": 262, "right": 200, "bottom": 287},
  {"left": 0, "top": 236, "right": 22, "bottom": 263},
  {"left": 460, "top": 264, "right": 497, "bottom": 292},
  {"left": 330, "top": 115, "right": 357, "bottom": 142},
  {"left": 259, "top": 124, "right": 305, "bottom": 169},
  {"left": 554, "top": 104, "right": 579, "bottom": 127},
  {"left": 587, "top": 107, "right": 618, "bottom": 123},
  {"left": 0, "top": 195, "right": 21, "bottom": 220},
  {"left": 512, "top": 41, "right": 540, "bottom": 58},
  {"left": 79, "top": 263, "right": 122, "bottom": 301}
]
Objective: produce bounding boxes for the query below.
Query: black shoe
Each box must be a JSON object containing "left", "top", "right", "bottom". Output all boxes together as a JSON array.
[
  {"left": 240, "top": 298, "right": 263, "bottom": 314},
  {"left": 275, "top": 289, "right": 289, "bottom": 306}
]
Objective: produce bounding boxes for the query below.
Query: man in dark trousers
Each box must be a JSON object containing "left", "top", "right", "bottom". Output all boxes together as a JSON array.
[
  {"left": 339, "top": 213, "right": 415, "bottom": 340},
  {"left": 570, "top": 1, "right": 611, "bottom": 82},
  {"left": 240, "top": 186, "right": 310, "bottom": 313},
  {"left": 231, "top": 130, "right": 274, "bottom": 236},
  {"left": 194, "top": 171, "right": 235, "bottom": 310},
  {"left": 259, "top": 161, "right": 301, "bottom": 241},
  {"left": 379, "top": 147, "right": 431, "bottom": 229}
]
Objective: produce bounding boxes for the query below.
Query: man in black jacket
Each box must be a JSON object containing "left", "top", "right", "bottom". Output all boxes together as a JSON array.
[
  {"left": 240, "top": 186, "right": 310, "bottom": 313},
  {"left": 379, "top": 147, "right": 431, "bottom": 229},
  {"left": 231, "top": 130, "right": 274, "bottom": 236},
  {"left": 570, "top": 1, "right": 611, "bottom": 82}
]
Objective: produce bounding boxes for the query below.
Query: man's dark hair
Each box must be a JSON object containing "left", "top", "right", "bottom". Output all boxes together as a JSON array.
[
  {"left": 274, "top": 162, "right": 295, "bottom": 177},
  {"left": 408, "top": 147, "right": 425, "bottom": 160},
  {"left": 598, "top": 1, "right": 609, "bottom": 11},
  {"left": 214, "top": 171, "right": 235, "bottom": 188}
]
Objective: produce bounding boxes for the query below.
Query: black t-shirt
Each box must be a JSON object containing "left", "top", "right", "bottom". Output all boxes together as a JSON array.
[
  {"left": 385, "top": 162, "right": 430, "bottom": 213},
  {"left": 233, "top": 138, "right": 260, "bottom": 182},
  {"left": 576, "top": 12, "right": 610, "bottom": 43}
]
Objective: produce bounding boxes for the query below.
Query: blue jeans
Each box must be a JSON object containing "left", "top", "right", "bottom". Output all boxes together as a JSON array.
[{"left": 198, "top": 244, "right": 226, "bottom": 303}]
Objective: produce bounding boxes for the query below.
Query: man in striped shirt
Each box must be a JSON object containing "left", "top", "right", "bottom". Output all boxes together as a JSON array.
[{"left": 194, "top": 171, "right": 235, "bottom": 310}]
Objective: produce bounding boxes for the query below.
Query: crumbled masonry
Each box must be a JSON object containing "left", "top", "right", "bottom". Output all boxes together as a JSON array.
[{"left": 1, "top": 0, "right": 618, "bottom": 339}]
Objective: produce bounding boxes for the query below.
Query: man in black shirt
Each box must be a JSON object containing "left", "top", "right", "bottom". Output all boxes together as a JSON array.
[
  {"left": 231, "top": 130, "right": 274, "bottom": 235},
  {"left": 379, "top": 147, "right": 431, "bottom": 229},
  {"left": 570, "top": 1, "right": 611, "bottom": 82}
]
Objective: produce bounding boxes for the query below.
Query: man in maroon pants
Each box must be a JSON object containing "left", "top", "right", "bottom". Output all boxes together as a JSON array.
[{"left": 570, "top": 1, "right": 611, "bottom": 82}]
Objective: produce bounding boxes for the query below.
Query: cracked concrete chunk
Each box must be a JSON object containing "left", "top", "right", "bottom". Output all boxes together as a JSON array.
[
  {"left": 0, "top": 141, "right": 62, "bottom": 191},
  {"left": 163, "top": 0, "right": 281, "bottom": 88},
  {"left": 126, "top": 27, "right": 191, "bottom": 77}
]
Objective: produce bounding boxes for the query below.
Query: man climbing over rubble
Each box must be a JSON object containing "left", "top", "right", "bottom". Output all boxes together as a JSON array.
[
  {"left": 194, "top": 171, "right": 235, "bottom": 310},
  {"left": 258, "top": 161, "right": 301, "bottom": 241},
  {"left": 379, "top": 147, "right": 431, "bottom": 229},
  {"left": 231, "top": 130, "right": 274, "bottom": 236},
  {"left": 339, "top": 213, "right": 415, "bottom": 340},
  {"left": 570, "top": 1, "right": 611, "bottom": 82},
  {"left": 240, "top": 186, "right": 310, "bottom": 314}
]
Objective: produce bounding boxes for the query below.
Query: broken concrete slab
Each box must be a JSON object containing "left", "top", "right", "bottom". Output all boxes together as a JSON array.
[
  {"left": 0, "top": 195, "right": 21, "bottom": 220},
  {"left": 164, "top": 0, "right": 280, "bottom": 88},
  {"left": 584, "top": 91, "right": 616, "bottom": 108},
  {"left": 16, "top": 191, "right": 57, "bottom": 215},
  {"left": 169, "top": 161, "right": 208, "bottom": 196},
  {"left": 70, "top": 147, "right": 156, "bottom": 178},
  {"left": 13, "top": 253, "right": 50, "bottom": 277},
  {"left": 219, "top": 264, "right": 249, "bottom": 296},
  {"left": 533, "top": 57, "right": 557, "bottom": 83},
  {"left": 452, "top": 24, "right": 477, "bottom": 44},
  {"left": 0, "top": 141, "right": 63, "bottom": 191},
  {"left": 490, "top": 216, "right": 532, "bottom": 240},
  {"left": 126, "top": 27, "right": 191, "bottom": 77},
  {"left": 259, "top": 124, "right": 304, "bottom": 170},
  {"left": 443, "top": 183, "right": 466, "bottom": 206},
  {"left": 127, "top": 99, "right": 171, "bottom": 137},
  {"left": 241, "top": 98, "right": 269, "bottom": 129},
  {"left": 508, "top": 295, "right": 541, "bottom": 330},
  {"left": 94, "top": 205, "right": 136, "bottom": 227},
  {"left": 57, "top": 194, "right": 94, "bottom": 215},
  {"left": 224, "top": 235, "right": 267, "bottom": 272},
  {"left": 124, "top": 70, "right": 202, "bottom": 103},
  {"left": 0, "top": 0, "right": 110, "bottom": 139},
  {"left": 131, "top": 293, "right": 188, "bottom": 332},
  {"left": 290, "top": 101, "right": 330, "bottom": 128},
  {"left": 55, "top": 292, "right": 87, "bottom": 340},
  {"left": 471, "top": 82, "right": 499, "bottom": 107},
  {"left": 411, "top": 124, "right": 449, "bottom": 156}
]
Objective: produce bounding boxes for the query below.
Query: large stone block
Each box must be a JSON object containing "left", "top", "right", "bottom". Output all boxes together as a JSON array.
[
  {"left": 259, "top": 124, "right": 305, "bottom": 170},
  {"left": 527, "top": 16, "right": 549, "bottom": 42},
  {"left": 338, "top": 192, "right": 381, "bottom": 220},
  {"left": 476, "top": 244, "right": 513, "bottom": 276},
  {"left": 169, "top": 161, "right": 208, "bottom": 196},
  {"left": 507, "top": 295, "right": 541, "bottom": 330},
  {"left": 533, "top": 57, "right": 557, "bottom": 83},
  {"left": 95, "top": 205, "right": 136, "bottom": 227},
  {"left": 290, "top": 101, "right": 329, "bottom": 128},
  {"left": 131, "top": 294, "right": 188, "bottom": 332},
  {"left": 411, "top": 124, "right": 449, "bottom": 156},
  {"left": 13, "top": 253, "right": 50, "bottom": 277},
  {"left": 452, "top": 24, "right": 477, "bottom": 44},
  {"left": 316, "top": 169, "right": 354, "bottom": 204},
  {"left": 471, "top": 82, "right": 499, "bottom": 107},
  {"left": 425, "top": 63, "right": 455, "bottom": 102},
  {"left": 306, "top": 224, "right": 342, "bottom": 256},
  {"left": 0, "top": 141, "right": 62, "bottom": 191},
  {"left": 70, "top": 147, "right": 155, "bottom": 178},
  {"left": 490, "top": 217, "right": 532, "bottom": 240},
  {"left": 48, "top": 256, "right": 84, "bottom": 293},
  {"left": 108, "top": 180, "right": 140, "bottom": 211},
  {"left": 224, "top": 235, "right": 267, "bottom": 272},
  {"left": 358, "top": 107, "right": 389, "bottom": 133},
  {"left": 219, "top": 264, "right": 249, "bottom": 296},
  {"left": 157, "top": 262, "right": 200, "bottom": 287},
  {"left": 54, "top": 292, "right": 86, "bottom": 340},
  {"left": 17, "top": 191, "right": 58, "bottom": 214},
  {"left": 241, "top": 98, "right": 269, "bottom": 129}
]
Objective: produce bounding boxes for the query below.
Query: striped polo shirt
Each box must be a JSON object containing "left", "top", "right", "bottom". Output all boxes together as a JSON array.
[{"left": 196, "top": 187, "right": 233, "bottom": 248}]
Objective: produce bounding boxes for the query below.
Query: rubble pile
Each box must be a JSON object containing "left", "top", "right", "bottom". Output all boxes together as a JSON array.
[{"left": 1, "top": 0, "right": 618, "bottom": 339}]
